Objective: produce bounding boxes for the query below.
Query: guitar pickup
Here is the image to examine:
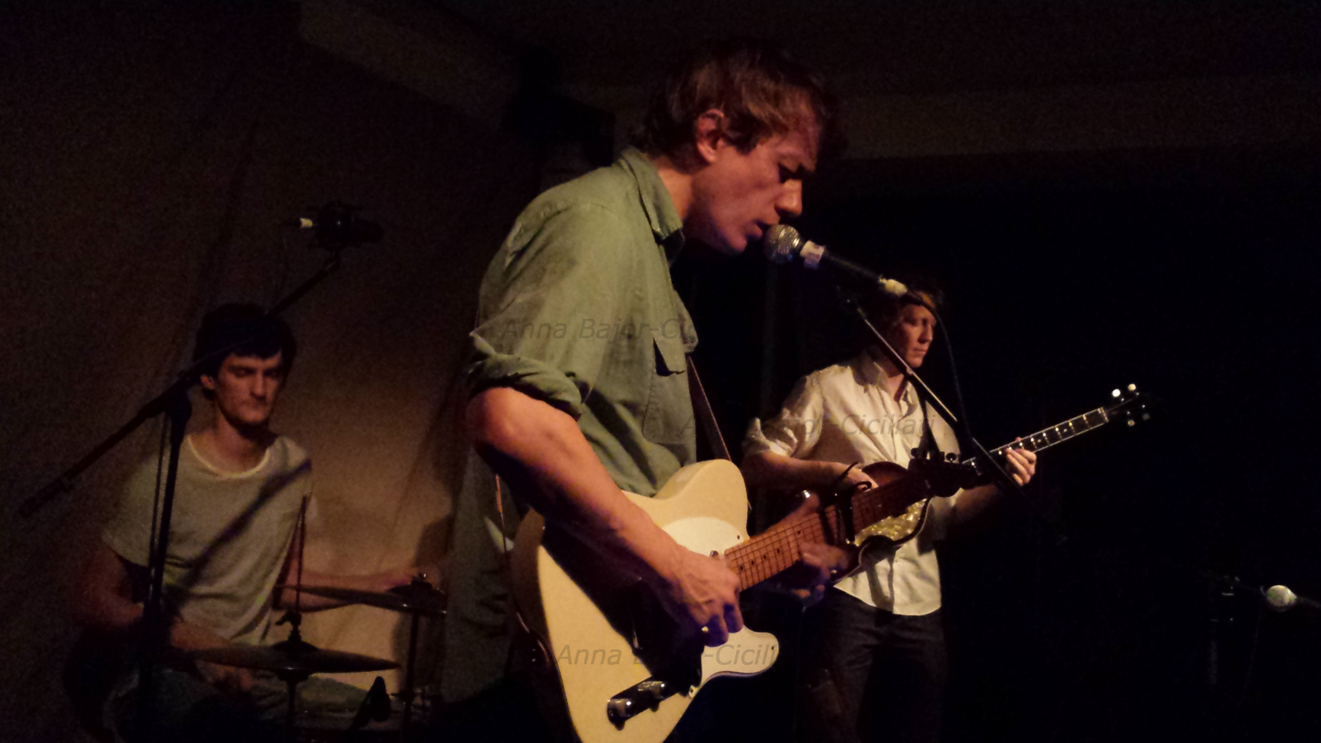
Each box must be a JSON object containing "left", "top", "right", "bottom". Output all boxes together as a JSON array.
[{"left": 606, "top": 679, "right": 681, "bottom": 728}]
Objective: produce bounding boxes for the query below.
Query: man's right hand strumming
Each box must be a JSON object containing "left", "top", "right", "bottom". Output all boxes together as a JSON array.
[
  {"left": 654, "top": 543, "right": 744, "bottom": 647},
  {"left": 465, "top": 387, "right": 745, "bottom": 646}
]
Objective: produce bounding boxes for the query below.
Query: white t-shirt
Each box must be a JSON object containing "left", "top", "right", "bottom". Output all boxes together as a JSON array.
[
  {"left": 743, "top": 352, "right": 961, "bottom": 616},
  {"left": 102, "top": 435, "right": 313, "bottom": 645}
]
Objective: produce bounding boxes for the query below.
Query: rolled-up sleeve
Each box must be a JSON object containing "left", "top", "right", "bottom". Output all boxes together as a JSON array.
[
  {"left": 465, "top": 202, "right": 633, "bottom": 418},
  {"left": 742, "top": 375, "right": 825, "bottom": 460}
]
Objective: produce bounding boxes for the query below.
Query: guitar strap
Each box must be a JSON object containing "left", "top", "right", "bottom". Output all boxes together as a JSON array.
[
  {"left": 911, "top": 399, "right": 942, "bottom": 462},
  {"left": 686, "top": 355, "right": 731, "bottom": 462}
]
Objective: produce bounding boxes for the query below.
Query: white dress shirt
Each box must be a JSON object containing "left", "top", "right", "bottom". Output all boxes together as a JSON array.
[{"left": 744, "top": 351, "right": 961, "bottom": 615}]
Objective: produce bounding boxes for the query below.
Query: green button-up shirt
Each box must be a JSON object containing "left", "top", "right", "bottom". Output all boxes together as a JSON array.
[
  {"left": 464, "top": 147, "right": 698, "bottom": 496},
  {"left": 442, "top": 149, "right": 700, "bottom": 703}
]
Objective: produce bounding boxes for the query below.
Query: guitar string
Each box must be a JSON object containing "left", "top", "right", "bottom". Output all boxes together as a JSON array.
[{"left": 984, "top": 407, "right": 1105, "bottom": 458}]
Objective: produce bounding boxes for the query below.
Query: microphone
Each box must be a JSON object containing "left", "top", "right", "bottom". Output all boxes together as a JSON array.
[
  {"left": 1264, "top": 584, "right": 1321, "bottom": 613},
  {"left": 298, "top": 202, "right": 383, "bottom": 246},
  {"left": 762, "top": 224, "right": 908, "bottom": 298}
]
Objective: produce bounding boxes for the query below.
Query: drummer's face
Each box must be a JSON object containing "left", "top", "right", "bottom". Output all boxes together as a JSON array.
[{"left": 203, "top": 352, "right": 286, "bottom": 430}]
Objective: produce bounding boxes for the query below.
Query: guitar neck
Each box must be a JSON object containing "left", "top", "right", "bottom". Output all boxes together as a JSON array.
[
  {"left": 722, "top": 475, "right": 929, "bottom": 591},
  {"left": 977, "top": 405, "right": 1112, "bottom": 461}
]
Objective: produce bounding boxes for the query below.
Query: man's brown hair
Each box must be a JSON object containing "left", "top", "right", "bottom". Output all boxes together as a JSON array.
[{"left": 632, "top": 38, "right": 843, "bottom": 161}]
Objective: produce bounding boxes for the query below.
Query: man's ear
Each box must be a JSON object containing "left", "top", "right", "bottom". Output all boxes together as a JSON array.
[
  {"left": 693, "top": 109, "right": 726, "bottom": 165},
  {"left": 199, "top": 374, "right": 217, "bottom": 393}
]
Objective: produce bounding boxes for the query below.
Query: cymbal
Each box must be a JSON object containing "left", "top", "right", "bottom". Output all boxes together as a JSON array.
[
  {"left": 278, "top": 583, "right": 446, "bottom": 617},
  {"left": 192, "top": 640, "right": 399, "bottom": 674}
]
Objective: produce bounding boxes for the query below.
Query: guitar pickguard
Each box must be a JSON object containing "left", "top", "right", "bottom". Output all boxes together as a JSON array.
[
  {"left": 852, "top": 498, "right": 930, "bottom": 546},
  {"left": 512, "top": 460, "right": 779, "bottom": 743}
]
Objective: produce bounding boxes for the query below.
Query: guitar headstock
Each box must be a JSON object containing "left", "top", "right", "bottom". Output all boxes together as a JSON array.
[{"left": 1104, "top": 383, "right": 1154, "bottom": 428}]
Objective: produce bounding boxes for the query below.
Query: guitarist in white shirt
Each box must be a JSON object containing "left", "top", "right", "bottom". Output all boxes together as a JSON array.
[{"left": 742, "top": 286, "right": 1037, "bottom": 743}]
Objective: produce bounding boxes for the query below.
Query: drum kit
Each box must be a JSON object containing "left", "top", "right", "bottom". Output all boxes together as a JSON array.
[{"left": 191, "top": 577, "right": 446, "bottom": 742}]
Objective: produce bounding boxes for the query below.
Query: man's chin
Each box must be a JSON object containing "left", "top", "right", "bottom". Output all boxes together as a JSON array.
[
  {"left": 690, "top": 236, "right": 745, "bottom": 257},
  {"left": 224, "top": 412, "right": 273, "bottom": 434}
]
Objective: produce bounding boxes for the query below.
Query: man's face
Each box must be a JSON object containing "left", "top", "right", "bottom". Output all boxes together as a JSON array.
[
  {"left": 884, "top": 303, "right": 936, "bottom": 369},
  {"left": 201, "top": 353, "right": 286, "bottom": 430},
  {"left": 687, "top": 120, "right": 819, "bottom": 255}
]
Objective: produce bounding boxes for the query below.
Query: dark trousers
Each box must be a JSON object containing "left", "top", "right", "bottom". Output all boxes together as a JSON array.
[{"left": 799, "top": 590, "right": 947, "bottom": 743}]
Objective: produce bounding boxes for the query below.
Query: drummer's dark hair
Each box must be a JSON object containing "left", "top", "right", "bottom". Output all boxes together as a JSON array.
[{"left": 193, "top": 303, "right": 297, "bottom": 384}]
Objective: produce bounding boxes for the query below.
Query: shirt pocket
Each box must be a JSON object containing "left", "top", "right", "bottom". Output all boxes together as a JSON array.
[{"left": 642, "top": 327, "right": 691, "bottom": 447}]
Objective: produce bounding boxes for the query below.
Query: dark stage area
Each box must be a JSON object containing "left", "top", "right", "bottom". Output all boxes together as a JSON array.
[
  {"left": 3, "top": 2, "right": 1320, "bottom": 742},
  {"left": 679, "top": 145, "right": 1321, "bottom": 741}
]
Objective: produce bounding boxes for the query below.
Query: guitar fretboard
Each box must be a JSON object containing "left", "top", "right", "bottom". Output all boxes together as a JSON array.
[{"left": 982, "top": 407, "right": 1109, "bottom": 459}]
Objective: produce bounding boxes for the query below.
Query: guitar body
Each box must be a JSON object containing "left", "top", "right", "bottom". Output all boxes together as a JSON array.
[
  {"left": 511, "top": 459, "right": 780, "bottom": 743},
  {"left": 849, "top": 461, "right": 933, "bottom": 547},
  {"left": 790, "top": 461, "right": 934, "bottom": 560}
]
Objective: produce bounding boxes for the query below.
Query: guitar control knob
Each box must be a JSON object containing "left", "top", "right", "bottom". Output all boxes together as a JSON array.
[{"left": 607, "top": 697, "right": 636, "bottom": 726}]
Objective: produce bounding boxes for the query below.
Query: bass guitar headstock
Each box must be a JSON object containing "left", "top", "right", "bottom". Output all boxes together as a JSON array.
[{"left": 1105, "top": 383, "right": 1155, "bottom": 428}]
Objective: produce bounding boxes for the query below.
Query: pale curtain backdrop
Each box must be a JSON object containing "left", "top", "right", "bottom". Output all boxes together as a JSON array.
[{"left": 0, "top": 7, "right": 536, "bottom": 740}]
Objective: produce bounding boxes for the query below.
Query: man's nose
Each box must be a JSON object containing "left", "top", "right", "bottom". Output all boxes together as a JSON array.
[
  {"left": 252, "top": 374, "right": 269, "bottom": 397},
  {"left": 775, "top": 181, "right": 803, "bottom": 220}
]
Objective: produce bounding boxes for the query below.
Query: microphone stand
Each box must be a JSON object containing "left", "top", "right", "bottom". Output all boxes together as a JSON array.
[
  {"left": 19, "top": 245, "right": 351, "bottom": 739},
  {"left": 837, "top": 292, "right": 1060, "bottom": 542}
]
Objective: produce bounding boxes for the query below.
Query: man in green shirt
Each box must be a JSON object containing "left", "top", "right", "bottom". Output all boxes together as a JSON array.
[{"left": 441, "top": 39, "right": 842, "bottom": 735}]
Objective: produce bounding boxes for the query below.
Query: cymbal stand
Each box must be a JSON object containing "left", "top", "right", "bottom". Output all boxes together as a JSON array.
[
  {"left": 399, "top": 575, "right": 428, "bottom": 738},
  {"left": 275, "top": 494, "right": 314, "bottom": 742}
]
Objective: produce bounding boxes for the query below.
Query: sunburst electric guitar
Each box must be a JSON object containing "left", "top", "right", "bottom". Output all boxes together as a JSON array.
[
  {"left": 838, "top": 383, "right": 1154, "bottom": 552},
  {"left": 510, "top": 385, "right": 1150, "bottom": 743}
]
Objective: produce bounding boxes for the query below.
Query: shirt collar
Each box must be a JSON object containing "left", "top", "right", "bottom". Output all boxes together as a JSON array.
[
  {"left": 857, "top": 348, "right": 918, "bottom": 406},
  {"left": 619, "top": 147, "right": 686, "bottom": 262}
]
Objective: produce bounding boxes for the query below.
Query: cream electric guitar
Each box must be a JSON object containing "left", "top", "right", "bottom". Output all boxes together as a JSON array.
[{"left": 510, "top": 459, "right": 970, "bottom": 743}]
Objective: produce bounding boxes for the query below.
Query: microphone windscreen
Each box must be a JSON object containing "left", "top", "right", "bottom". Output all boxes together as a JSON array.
[
  {"left": 763, "top": 224, "right": 801, "bottom": 264},
  {"left": 1265, "top": 584, "right": 1297, "bottom": 612}
]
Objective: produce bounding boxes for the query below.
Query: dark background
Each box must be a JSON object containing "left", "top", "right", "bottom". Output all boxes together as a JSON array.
[
  {"left": 3, "top": 2, "right": 1320, "bottom": 741},
  {"left": 680, "top": 147, "right": 1321, "bottom": 742}
]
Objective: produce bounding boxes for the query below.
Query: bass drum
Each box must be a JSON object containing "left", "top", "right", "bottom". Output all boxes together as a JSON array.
[{"left": 291, "top": 708, "right": 405, "bottom": 742}]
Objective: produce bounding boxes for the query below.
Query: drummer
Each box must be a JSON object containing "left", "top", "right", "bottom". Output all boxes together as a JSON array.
[{"left": 70, "top": 304, "right": 415, "bottom": 742}]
